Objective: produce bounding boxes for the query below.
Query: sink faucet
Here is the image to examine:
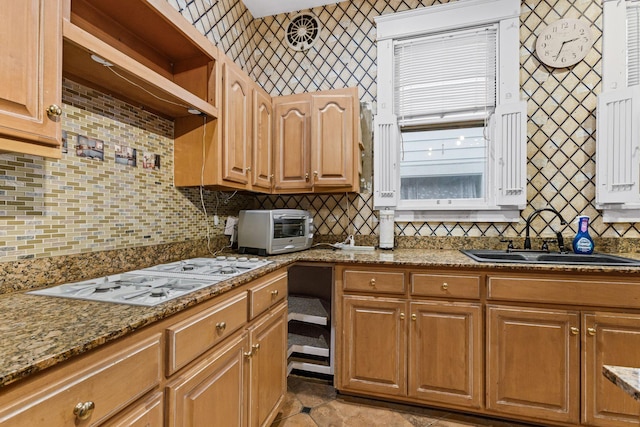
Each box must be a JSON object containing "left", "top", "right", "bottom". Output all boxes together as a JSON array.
[{"left": 523, "top": 207, "right": 567, "bottom": 251}]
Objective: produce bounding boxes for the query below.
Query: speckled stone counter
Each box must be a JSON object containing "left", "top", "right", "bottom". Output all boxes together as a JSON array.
[
  {"left": 603, "top": 365, "right": 640, "bottom": 401},
  {"left": 2, "top": 248, "right": 640, "bottom": 389}
]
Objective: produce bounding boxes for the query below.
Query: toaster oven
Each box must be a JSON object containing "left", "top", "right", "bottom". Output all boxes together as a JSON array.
[{"left": 237, "top": 209, "right": 314, "bottom": 255}]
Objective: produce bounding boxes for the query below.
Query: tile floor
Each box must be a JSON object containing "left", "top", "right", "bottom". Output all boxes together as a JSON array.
[{"left": 271, "top": 375, "right": 540, "bottom": 427}]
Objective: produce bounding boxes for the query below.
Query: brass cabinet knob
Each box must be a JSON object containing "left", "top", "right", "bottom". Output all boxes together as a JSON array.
[
  {"left": 587, "top": 327, "right": 596, "bottom": 336},
  {"left": 400, "top": 312, "right": 405, "bottom": 320},
  {"left": 271, "top": 289, "right": 279, "bottom": 298},
  {"left": 305, "top": 172, "right": 310, "bottom": 181},
  {"left": 270, "top": 174, "right": 274, "bottom": 181},
  {"left": 244, "top": 343, "right": 261, "bottom": 359},
  {"left": 411, "top": 314, "right": 417, "bottom": 321},
  {"left": 369, "top": 278, "right": 376, "bottom": 287},
  {"left": 216, "top": 321, "right": 226, "bottom": 332},
  {"left": 47, "top": 104, "right": 62, "bottom": 117},
  {"left": 442, "top": 282, "right": 449, "bottom": 290},
  {"left": 570, "top": 327, "right": 579, "bottom": 335},
  {"left": 74, "top": 401, "right": 95, "bottom": 421},
  {"left": 246, "top": 167, "right": 251, "bottom": 173},
  {"left": 313, "top": 171, "right": 318, "bottom": 177}
]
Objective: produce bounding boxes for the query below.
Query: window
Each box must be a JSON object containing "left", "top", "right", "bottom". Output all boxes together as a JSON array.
[
  {"left": 373, "top": 0, "right": 525, "bottom": 222},
  {"left": 598, "top": 0, "right": 640, "bottom": 222}
]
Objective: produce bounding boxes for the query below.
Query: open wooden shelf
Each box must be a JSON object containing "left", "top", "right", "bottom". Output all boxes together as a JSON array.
[{"left": 63, "top": 0, "right": 219, "bottom": 119}]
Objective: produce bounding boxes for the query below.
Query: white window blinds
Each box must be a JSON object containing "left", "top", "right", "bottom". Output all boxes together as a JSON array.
[
  {"left": 393, "top": 25, "right": 497, "bottom": 126},
  {"left": 627, "top": 1, "right": 640, "bottom": 86}
]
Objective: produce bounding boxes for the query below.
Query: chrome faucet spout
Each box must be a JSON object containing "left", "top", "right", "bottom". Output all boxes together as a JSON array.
[{"left": 523, "top": 207, "right": 567, "bottom": 250}]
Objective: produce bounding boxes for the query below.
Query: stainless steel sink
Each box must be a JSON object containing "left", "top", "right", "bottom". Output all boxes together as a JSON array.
[{"left": 461, "top": 249, "right": 640, "bottom": 266}]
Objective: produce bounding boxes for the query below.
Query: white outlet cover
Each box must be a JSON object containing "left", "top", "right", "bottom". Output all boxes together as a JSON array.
[{"left": 242, "top": 0, "right": 339, "bottom": 18}]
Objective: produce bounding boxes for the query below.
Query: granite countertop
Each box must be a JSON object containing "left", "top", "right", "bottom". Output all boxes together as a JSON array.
[
  {"left": 2, "top": 248, "right": 640, "bottom": 389},
  {"left": 603, "top": 365, "right": 640, "bottom": 401}
]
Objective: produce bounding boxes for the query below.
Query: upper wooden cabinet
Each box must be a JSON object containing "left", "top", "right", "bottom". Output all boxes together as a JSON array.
[
  {"left": 222, "top": 60, "right": 251, "bottom": 186},
  {"left": 311, "top": 91, "right": 357, "bottom": 187},
  {"left": 174, "top": 57, "right": 273, "bottom": 191},
  {"left": 251, "top": 85, "right": 274, "bottom": 192},
  {"left": 273, "top": 94, "right": 313, "bottom": 192},
  {"left": 0, "top": 0, "right": 63, "bottom": 159},
  {"left": 62, "top": 0, "right": 219, "bottom": 119},
  {"left": 273, "top": 87, "right": 361, "bottom": 193}
]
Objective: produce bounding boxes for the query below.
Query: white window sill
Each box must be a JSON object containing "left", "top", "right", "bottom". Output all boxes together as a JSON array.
[{"left": 393, "top": 208, "right": 521, "bottom": 223}]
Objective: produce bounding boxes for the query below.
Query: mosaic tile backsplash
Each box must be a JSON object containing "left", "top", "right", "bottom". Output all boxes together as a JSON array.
[
  {"left": 0, "top": 79, "right": 253, "bottom": 263},
  {"left": 2, "top": 0, "right": 640, "bottom": 270}
]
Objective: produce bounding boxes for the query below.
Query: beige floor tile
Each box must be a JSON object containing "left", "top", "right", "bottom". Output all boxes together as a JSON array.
[
  {"left": 273, "top": 391, "right": 305, "bottom": 421},
  {"left": 271, "top": 413, "right": 318, "bottom": 427},
  {"left": 311, "top": 399, "right": 415, "bottom": 427},
  {"left": 272, "top": 376, "right": 544, "bottom": 427},
  {"left": 287, "top": 375, "right": 337, "bottom": 408}
]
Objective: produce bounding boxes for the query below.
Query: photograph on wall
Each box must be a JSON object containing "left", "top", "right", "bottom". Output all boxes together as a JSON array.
[
  {"left": 61, "top": 130, "right": 68, "bottom": 154},
  {"left": 141, "top": 152, "right": 160, "bottom": 170},
  {"left": 115, "top": 144, "right": 137, "bottom": 167},
  {"left": 75, "top": 135, "right": 104, "bottom": 161}
]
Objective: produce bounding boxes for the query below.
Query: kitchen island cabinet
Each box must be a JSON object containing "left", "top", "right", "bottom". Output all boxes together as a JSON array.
[{"left": 0, "top": 0, "right": 62, "bottom": 158}]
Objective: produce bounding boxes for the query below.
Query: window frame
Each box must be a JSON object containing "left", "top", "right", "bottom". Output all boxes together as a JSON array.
[
  {"left": 598, "top": 0, "right": 640, "bottom": 222},
  {"left": 373, "top": 0, "right": 525, "bottom": 223}
]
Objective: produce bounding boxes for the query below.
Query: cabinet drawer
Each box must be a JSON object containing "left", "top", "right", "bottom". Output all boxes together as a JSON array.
[
  {"left": 343, "top": 269, "right": 406, "bottom": 294},
  {"left": 105, "top": 391, "right": 163, "bottom": 427},
  {"left": 411, "top": 273, "right": 480, "bottom": 299},
  {"left": 249, "top": 271, "right": 288, "bottom": 319},
  {"left": 487, "top": 276, "right": 640, "bottom": 308},
  {"left": 0, "top": 334, "right": 162, "bottom": 427},
  {"left": 167, "top": 292, "right": 248, "bottom": 375}
]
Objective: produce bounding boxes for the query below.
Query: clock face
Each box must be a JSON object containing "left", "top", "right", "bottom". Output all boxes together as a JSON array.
[{"left": 535, "top": 18, "right": 594, "bottom": 68}]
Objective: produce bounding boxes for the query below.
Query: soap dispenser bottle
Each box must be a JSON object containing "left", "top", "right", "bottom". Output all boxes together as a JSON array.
[{"left": 572, "top": 215, "right": 594, "bottom": 254}]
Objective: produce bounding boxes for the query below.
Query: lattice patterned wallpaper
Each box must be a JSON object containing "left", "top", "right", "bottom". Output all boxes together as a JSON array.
[{"left": 170, "top": 0, "right": 640, "bottom": 241}]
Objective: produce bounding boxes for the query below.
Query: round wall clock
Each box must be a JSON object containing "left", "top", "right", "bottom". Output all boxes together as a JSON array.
[{"left": 535, "top": 18, "right": 594, "bottom": 68}]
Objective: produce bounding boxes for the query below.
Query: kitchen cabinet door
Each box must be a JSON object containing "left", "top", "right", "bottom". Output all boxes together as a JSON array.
[
  {"left": 408, "top": 301, "right": 483, "bottom": 409},
  {"left": 248, "top": 302, "right": 287, "bottom": 427},
  {"left": 273, "top": 94, "right": 312, "bottom": 192},
  {"left": 341, "top": 296, "right": 407, "bottom": 396},
  {"left": 251, "top": 85, "right": 274, "bottom": 192},
  {"left": 310, "top": 90, "right": 356, "bottom": 188},
  {"left": 222, "top": 60, "right": 250, "bottom": 186},
  {"left": 486, "top": 305, "right": 580, "bottom": 425},
  {"left": 166, "top": 333, "right": 249, "bottom": 427},
  {"left": 583, "top": 312, "right": 640, "bottom": 427},
  {"left": 0, "top": 0, "right": 62, "bottom": 158}
]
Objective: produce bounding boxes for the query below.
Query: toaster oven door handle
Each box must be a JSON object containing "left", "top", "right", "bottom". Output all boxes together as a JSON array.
[{"left": 275, "top": 215, "right": 307, "bottom": 220}]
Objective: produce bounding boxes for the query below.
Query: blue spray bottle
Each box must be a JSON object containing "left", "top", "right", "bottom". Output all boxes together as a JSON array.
[{"left": 572, "top": 216, "right": 594, "bottom": 254}]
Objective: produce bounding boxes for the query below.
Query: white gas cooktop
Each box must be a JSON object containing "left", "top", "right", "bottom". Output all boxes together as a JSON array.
[{"left": 28, "top": 256, "right": 272, "bottom": 306}]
